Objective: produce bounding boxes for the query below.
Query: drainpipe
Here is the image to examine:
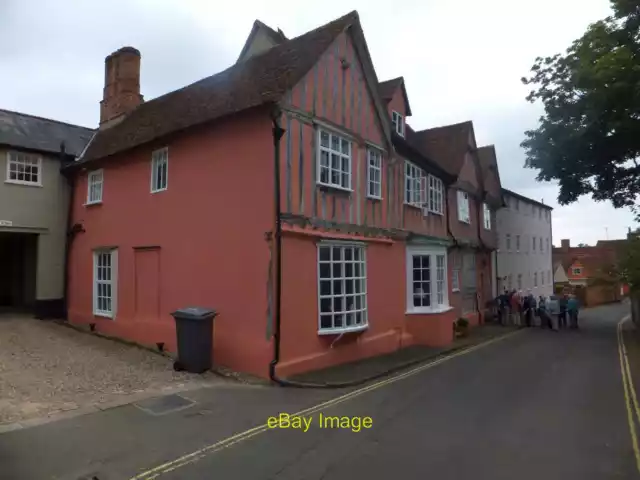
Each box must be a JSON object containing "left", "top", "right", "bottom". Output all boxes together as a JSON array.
[
  {"left": 61, "top": 143, "right": 75, "bottom": 320},
  {"left": 269, "top": 108, "right": 286, "bottom": 384}
]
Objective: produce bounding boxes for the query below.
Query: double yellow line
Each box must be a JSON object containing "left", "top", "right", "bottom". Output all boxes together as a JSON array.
[
  {"left": 130, "top": 329, "right": 522, "bottom": 479},
  {"left": 617, "top": 316, "right": 640, "bottom": 473}
]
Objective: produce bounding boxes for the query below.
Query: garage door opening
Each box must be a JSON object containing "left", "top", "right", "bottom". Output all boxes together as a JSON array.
[{"left": 0, "top": 232, "right": 37, "bottom": 312}]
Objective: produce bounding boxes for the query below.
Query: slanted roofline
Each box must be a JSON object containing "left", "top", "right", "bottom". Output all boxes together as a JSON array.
[
  {"left": 377, "top": 77, "right": 412, "bottom": 116},
  {"left": 501, "top": 187, "right": 553, "bottom": 210}
]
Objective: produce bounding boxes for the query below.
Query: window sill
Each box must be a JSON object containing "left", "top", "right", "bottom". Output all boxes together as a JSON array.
[
  {"left": 151, "top": 188, "right": 167, "bottom": 194},
  {"left": 5, "top": 180, "right": 42, "bottom": 188},
  {"left": 406, "top": 306, "right": 454, "bottom": 315},
  {"left": 93, "top": 312, "right": 114, "bottom": 319},
  {"left": 458, "top": 219, "right": 471, "bottom": 224},
  {"left": 84, "top": 201, "right": 102, "bottom": 207},
  {"left": 452, "top": 288, "right": 460, "bottom": 293},
  {"left": 367, "top": 195, "right": 383, "bottom": 201},
  {"left": 404, "top": 202, "right": 423, "bottom": 210},
  {"left": 318, "top": 324, "right": 368, "bottom": 336},
  {"left": 317, "top": 182, "right": 353, "bottom": 195}
]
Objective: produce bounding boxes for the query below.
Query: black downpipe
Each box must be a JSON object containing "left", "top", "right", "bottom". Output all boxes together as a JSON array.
[
  {"left": 445, "top": 186, "right": 458, "bottom": 248},
  {"left": 61, "top": 144, "right": 75, "bottom": 320},
  {"left": 267, "top": 110, "right": 381, "bottom": 389},
  {"left": 269, "top": 111, "right": 286, "bottom": 384}
]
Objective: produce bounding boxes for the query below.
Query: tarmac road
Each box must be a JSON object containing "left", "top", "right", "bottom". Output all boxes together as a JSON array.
[
  {"left": 0, "top": 302, "right": 637, "bottom": 480},
  {"left": 134, "top": 302, "right": 638, "bottom": 480}
]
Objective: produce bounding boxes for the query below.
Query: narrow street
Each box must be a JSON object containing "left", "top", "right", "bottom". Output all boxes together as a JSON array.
[{"left": 1, "top": 302, "right": 637, "bottom": 479}]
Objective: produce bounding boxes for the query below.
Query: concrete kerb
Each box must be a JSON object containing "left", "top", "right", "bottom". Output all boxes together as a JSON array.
[{"left": 278, "top": 326, "right": 521, "bottom": 389}]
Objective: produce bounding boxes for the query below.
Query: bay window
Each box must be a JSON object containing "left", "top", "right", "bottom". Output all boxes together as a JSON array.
[{"left": 406, "top": 246, "right": 450, "bottom": 314}]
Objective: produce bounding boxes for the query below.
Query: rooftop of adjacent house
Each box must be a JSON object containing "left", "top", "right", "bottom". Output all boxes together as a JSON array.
[
  {"left": 409, "top": 121, "right": 474, "bottom": 176},
  {"left": 377, "top": 77, "right": 412, "bottom": 116},
  {"left": 78, "top": 10, "right": 366, "bottom": 165},
  {"left": 0, "top": 108, "right": 95, "bottom": 158},
  {"left": 501, "top": 187, "right": 553, "bottom": 210},
  {"left": 236, "top": 20, "right": 288, "bottom": 62}
]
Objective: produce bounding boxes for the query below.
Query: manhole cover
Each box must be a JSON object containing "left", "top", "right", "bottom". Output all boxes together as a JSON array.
[{"left": 134, "top": 394, "right": 195, "bottom": 416}]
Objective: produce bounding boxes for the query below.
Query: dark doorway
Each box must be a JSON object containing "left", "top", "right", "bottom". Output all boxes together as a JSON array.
[{"left": 0, "top": 232, "right": 37, "bottom": 311}]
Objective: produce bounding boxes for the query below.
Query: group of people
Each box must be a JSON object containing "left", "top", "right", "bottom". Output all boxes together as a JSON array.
[{"left": 495, "top": 289, "right": 580, "bottom": 331}]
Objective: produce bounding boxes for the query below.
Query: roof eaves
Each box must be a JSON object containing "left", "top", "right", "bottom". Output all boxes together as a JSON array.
[{"left": 501, "top": 187, "right": 553, "bottom": 210}]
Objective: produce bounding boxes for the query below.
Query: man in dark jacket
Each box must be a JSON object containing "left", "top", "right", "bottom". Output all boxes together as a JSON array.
[{"left": 558, "top": 294, "right": 568, "bottom": 329}]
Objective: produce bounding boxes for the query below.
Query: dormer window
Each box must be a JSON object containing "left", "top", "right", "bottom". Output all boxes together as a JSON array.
[{"left": 392, "top": 111, "right": 404, "bottom": 137}]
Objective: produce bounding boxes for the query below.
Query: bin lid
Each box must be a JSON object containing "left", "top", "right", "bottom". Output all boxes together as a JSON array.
[{"left": 171, "top": 306, "right": 217, "bottom": 319}]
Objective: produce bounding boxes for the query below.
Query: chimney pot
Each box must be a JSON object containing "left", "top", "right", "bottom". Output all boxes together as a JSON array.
[
  {"left": 100, "top": 46, "right": 143, "bottom": 127},
  {"left": 561, "top": 239, "right": 570, "bottom": 251}
]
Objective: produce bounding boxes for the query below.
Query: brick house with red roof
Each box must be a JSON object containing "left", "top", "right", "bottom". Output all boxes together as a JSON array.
[{"left": 553, "top": 238, "right": 628, "bottom": 305}]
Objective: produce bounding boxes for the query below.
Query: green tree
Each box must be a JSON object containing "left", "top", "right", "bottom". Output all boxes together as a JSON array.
[{"left": 521, "top": 0, "right": 640, "bottom": 210}]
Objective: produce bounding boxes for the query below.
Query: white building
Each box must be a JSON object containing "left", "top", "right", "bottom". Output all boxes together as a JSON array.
[{"left": 496, "top": 188, "right": 553, "bottom": 297}]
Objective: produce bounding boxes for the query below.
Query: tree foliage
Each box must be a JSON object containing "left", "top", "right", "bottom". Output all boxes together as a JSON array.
[{"left": 521, "top": 0, "right": 640, "bottom": 209}]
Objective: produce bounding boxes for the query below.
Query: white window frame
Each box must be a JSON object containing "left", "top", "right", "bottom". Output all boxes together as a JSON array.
[
  {"left": 404, "top": 161, "right": 426, "bottom": 207},
  {"left": 451, "top": 253, "right": 461, "bottom": 292},
  {"left": 457, "top": 190, "right": 470, "bottom": 223},
  {"left": 317, "top": 242, "right": 368, "bottom": 335},
  {"left": 317, "top": 129, "right": 352, "bottom": 191},
  {"left": 366, "top": 147, "right": 382, "bottom": 199},
  {"left": 87, "top": 169, "right": 104, "bottom": 205},
  {"left": 406, "top": 246, "right": 450, "bottom": 314},
  {"left": 483, "top": 203, "right": 491, "bottom": 229},
  {"left": 428, "top": 175, "right": 444, "bottom": 215},
  {"left": 93, "top": 249, "right": 118, "bottom": 318},
  {"left": 151, "top": 147, "right": 169, "bottom": 193},
  {"left": 392, "top": 111, "right": 405, "bottom": 137},
  {"left": 6, "top": 151, "right": 42, "bottom": 186}
]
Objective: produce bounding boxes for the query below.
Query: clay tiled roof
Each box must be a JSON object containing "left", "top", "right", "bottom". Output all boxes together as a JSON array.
[
  {"left": 377, "top": 77, "right": 412, "bottom": 116},
  {"left": 477, "top": 144, "right": 502, "bottom": 202},
  {"left": 410, "top": 121, "right": 473, "bottom": 176},
  {"left": 79, "top": 11, "right": 359, "bottom": 164}
]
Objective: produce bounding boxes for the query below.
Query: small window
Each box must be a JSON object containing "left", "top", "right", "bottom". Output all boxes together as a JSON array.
[
  {"left": 317, "top": 243, "right": 367, "bottom": 334},
  {"left": 318, "top": 130, "right": 352, "bottom": 191},
  {"left": 93, "top": 249, "right": 117, "bottom": 318},
  {"left": 483, "top": 203, "right": 491, "bottom": 229},
  {"left": 451, "top": 253, "right": 461, "bottom": 292},
  {"left": 534, "top": 272, "right": 538, "bottom": 287},
  {"left": 428, "top": 175, "right": 444, "bottom": 215},
  {"left": 87, "top": 169, "right": 103, "bottom": 204},
  {"left": 541, "top": 271, "right": 545, "bottom": 285},
  {"left": 539, "top": 237, "right": 543, "bottom": 251},
  {"left": 573, "top": 267, "right": 582, "bottom": 275},
  {"left": 507, "top": 274, "right": 513, "bottom": 290},
  {"left": 546, "top": 238, "right": 550, "bottom": 253},
  {"left": 405, "top": 161, "right": 425, "bottom": 207},
  {"left": 151, "top": 147, "right": 169, "bottom": 192},
  {"left": 516, "top": 235, "right": 521, "bottom": 251},
  {"left": 406, "top": 246, "right": 449, "bottom": 313},
  {"left": 515, "top": 199, "right": 520, "bottom": 211},
  {"left": 6, "top": 151, "right": 42, "bottom": 186},
  {"left": 457, "top": 190, "right": 470, "bottom": 223},
  {"left": 366, "top": 148, "right": 382, "bottom": 199},
  {"left": 517, "top": 274, "right": 522, "bottom": 290},
  {"left": 506, "top": 234, "right": 511, "bottom": 251},
  {"left": 533, "top": 236, "right": 536, "bottom": 251},
  {"left": 392, "top": 111, "right": 404, "bottom": 137}
]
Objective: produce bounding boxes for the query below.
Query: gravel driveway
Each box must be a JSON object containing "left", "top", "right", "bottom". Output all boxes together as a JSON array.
[{"left": 0, "top": 314, "right": 226, "bottom": 425}]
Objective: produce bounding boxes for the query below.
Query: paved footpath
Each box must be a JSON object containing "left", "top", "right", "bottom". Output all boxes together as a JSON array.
[{"left": 1, "top": 302, "right": 638, "bottom": 479}]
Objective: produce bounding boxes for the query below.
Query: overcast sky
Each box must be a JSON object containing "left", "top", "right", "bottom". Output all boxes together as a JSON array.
[{"left": 1, "top": 0, "right": 634, "bottom": 245}]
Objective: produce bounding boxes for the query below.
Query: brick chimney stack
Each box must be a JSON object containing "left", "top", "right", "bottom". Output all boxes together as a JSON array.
[
  {"left": 100, "top": 46, "right": 143, "bottom": 127},
  {"left": 561, "top": 239, "right": 570, "bottom": 251}
]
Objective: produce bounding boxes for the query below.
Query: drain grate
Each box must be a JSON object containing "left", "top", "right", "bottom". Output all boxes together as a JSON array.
[{"left": 134, "top": 394, "right": 195, "bottom": 416}]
